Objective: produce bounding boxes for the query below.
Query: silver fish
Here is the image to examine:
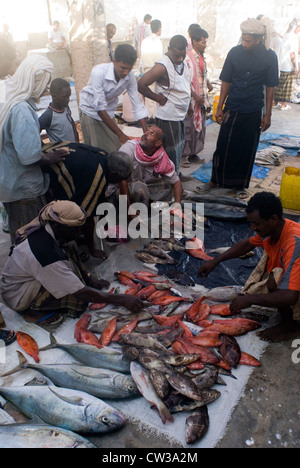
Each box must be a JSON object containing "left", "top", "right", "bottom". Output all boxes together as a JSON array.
[
  {"left": 40, "top": 334, "right": 131, "bottom": 373},
  {"left": 135, "top": 252, "right": 176, "bottom": 264},
  {"left": 185, "top": 406, "right": 209, "bottom": 444},
  {"left": 6, "top": 352, "right": 138, "bottom": 399},
  {"left": 205, "top": 285, "right": 243, "bottom": 302},
  {"left": 0, "top": 386, "right": 126, "bottom": 434},
  {"left": 119, "top": 332, "right": 171, "bottom": 354},
  {"left": 206, "top": 247, "right": 254, "bottom": 259},
  {"left": 130, "top": 362, "right": 174, "bottom": 425},
  {"left": 0, "top": 423, "right": 96, "bottom": 448}
]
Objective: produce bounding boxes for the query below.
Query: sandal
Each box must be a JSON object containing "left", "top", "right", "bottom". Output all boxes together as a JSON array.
[
  {"left": 22, "top": 311, "right": 64, "bottom": 326},
  {"left": 195, "top": 183, "right": 217, "bottom": 194},
  {"left": 180, "top": 159, "right": 191, "bottom": 168},
  {"left": 0, "top": 330, "right": 16, "bottom": 346}
]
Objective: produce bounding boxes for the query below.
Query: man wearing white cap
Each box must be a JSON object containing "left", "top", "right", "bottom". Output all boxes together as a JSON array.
[{"left": 198, "top": 18, "right": 279, "bottom": 199}]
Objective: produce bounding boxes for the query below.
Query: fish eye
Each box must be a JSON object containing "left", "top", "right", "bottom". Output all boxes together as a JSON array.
[
  {"left": 101, "top": 416, "right": 110, "bottom": 425},
  {"left": 128, "top": 385, "right": 135, "bottom": 391}
]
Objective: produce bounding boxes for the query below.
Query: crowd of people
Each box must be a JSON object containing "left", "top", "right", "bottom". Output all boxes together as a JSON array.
[{"left": 0, "top": 14, "right": 299, "bottom": 344}]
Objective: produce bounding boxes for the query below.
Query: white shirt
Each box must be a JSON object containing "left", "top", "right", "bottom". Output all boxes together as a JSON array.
[
  {"left": 155, "top": 55, "right": 191, "bottom": 122},
  {"left": 280, "top": 32, "right": 299, "bottom": 72},
  {"left": 80, "top": 62, "right": 148, "bottom": 122},
  {"left": 141, "top": 34, "right": 163, "bottom": 71}
]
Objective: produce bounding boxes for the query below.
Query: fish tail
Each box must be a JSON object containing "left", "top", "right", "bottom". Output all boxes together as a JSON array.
[
  {"left": 40, "top": 333, "right": 57, "bottom": 351},
  {"left": 159, "top": 404, "right": 174, "bottom": 425},
  {"left": 0, "top": 351, "right": 28, "bottom": 377}
]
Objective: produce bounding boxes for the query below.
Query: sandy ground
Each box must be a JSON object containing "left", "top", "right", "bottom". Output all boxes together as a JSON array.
[{"left": 0, "top": 96, "right": 299, "bottom": 449}]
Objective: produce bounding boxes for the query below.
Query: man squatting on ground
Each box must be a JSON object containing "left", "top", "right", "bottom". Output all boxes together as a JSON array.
[{"left": 199, "top": 192, "right": 300, "bottom": 343}]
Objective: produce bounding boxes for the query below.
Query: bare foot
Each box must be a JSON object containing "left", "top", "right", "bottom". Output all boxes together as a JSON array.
[{"left": 257, "top": 320, "right": 300, "bottom": 343}]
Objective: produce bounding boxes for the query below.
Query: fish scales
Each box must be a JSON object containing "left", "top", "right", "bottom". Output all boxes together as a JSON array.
[{"left": 0, "top": 386, "right": 125, "bottom": 434}]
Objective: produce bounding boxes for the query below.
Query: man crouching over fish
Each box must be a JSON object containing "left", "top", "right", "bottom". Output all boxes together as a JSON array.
[
  {"left": 198, "top": 192, "right": 300, "bottom": 343},
  {"left": 0, "top": 200, "right": 147, "bottom": 325}
]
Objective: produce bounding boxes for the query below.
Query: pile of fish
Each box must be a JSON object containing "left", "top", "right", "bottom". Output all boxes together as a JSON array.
[
  {"left": 136, "top": 238, "right": 185, "bottom": 264},
  {"left": 255, "top": 146, "right": 286, "bottom": 166},
  {"left": 0, "top": 265, "right": 265, "bottom": 447},
  {"left": 83, "top": 270, "right": 264, "bottom": 445}
]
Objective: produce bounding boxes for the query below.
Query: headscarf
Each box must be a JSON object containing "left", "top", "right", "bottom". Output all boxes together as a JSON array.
[
  {"left": 240, "top": 18, "right": 270, "bottom": 49},
  {"left": 0, "top": 54, "right": 54, "bottom": 150},
  {"left": 135, "top": 140, "right": 176, "bottom": 177},
  {"left": 15, "top": 200, "right": 87, "bottom": 245}
]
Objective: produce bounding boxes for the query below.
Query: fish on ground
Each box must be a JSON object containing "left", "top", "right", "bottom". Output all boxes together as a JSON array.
[
  {"left": 130, "top": 361, "right": 174, "bottom": 425},
  {"left": 0, "top": 423, "right": 97, "bottom": 449},
  {"left": 185, "top": 406, "right": 209, "bottom": 444},
  {"left": 149, "top": 370, "right": 170, "bottom": 399},
  {"left": 3, "top": 351, "right": 139, "bottom": 400},
  {"left": 0, "top": 385, "right": 126, "bottom": 434},
  {"left": 219, "top": 334, "right": 241, "bottom": 368},
  {"left": 16, "top": 332, "right": 40, "bottom": 363},
  {"left": 135, "top": 252, "right": 176, "bottom": 265},
  {"left": 205, "top": 286, "right": 243, "bottom": 302},
  {"left": 40, "top": 334, "right": 131, "bottom": 373},
  {"left": 239, "top": 352, "right": 261, "bottom": 367}
]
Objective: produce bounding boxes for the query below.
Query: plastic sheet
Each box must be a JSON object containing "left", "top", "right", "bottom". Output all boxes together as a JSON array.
[{"left": 156, "top": 218, "right": 263, "bottom": 289}]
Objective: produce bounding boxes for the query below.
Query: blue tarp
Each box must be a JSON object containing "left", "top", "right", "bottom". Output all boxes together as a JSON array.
[{"left": 191, "top": 132, "right": 300, "bottom": 183}]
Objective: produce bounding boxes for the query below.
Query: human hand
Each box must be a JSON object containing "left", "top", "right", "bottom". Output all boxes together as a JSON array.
[
  {"left": 42, "top": 148, "right": 70, "bottom": 165},
  {"left": 121, "top": 296, "right": 152, "bottom": 313},
  {"left": 157, "top": 94, "right": 168, "bottom": 106},
  {"left": 260, "top": 115, "right": 271, "bottom": 132},
  {"left": 197, "top": 259, "right": 218, "bottom": 278},
  {"left": 230, "top": 295, "right": 253, "bottom": 315},
  {"left": 119, "top": 133, "right": 130, "bottom": 145}
]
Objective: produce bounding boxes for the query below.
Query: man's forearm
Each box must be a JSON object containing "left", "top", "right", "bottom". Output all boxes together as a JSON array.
[
  {"left": 245, "top": 290, "right": 299, "bottom": 309},
  {"left": 212, "top": 239, "right": 254, "bottom": 266}
]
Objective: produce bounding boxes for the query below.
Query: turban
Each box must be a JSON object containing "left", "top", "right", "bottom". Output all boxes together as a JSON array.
[
  {"left": 240, "top": 18, "right": 270, "bottom": 49},
  {"left": 15, "top": 200, "right": 87, "bottom": 244}
]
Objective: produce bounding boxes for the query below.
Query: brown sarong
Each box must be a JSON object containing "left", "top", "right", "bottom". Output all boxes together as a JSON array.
[{"left": 242, "top": 251, "right": 300, "bottom": 320}]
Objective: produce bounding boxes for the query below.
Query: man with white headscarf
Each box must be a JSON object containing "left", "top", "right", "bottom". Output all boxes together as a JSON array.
[
  {"left": 0, "top": 55, "right": 69, "bottom": 243},
  {"left": 197, "top": 18, "right": 279, "bottom": 199}
]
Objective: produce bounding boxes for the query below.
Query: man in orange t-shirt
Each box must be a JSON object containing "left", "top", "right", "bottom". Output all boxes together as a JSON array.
[{"left": 198, "top": 192, "right": 300, "bottom": 343}]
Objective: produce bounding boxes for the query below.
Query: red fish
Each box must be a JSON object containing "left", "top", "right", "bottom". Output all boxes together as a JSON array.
[
  {"left": 111, "top": 315, "right": 139, "bottom": 342},
  {"left": 212, "top": 318, "right": 261, "bottom": 331},
  {"left": 196, "top": 319, "right": 213, "bottom": 328},
  {"left": 136, "top": 284, "right": 157, "bottom": 299},
  {"left": 209, "top": 304, "right": 232, "bottom": 316},
  {"left": 133, "top": 271, "right": 166, "bottom": 283},
  {"left": 147, "top": 290, "right": 170, "bottom": 301},
  {"left": 187, "top": 361, "right": 206, "bottom": 370},
  {"left": 177, "top": 337, "right": 220, "bottom": 365},
  {"left": 116, "top": 270, "right": 137, "bottom": 280},
  {"left": 76, "top": 328, "right": 103, "bottom": 349},
  {"left": 125, "top": 284, "right": 142, "bottom": 295},
  {"left": 194, "top": 303, "right": 211, "bottom": 322},
  {"left": 177, "top": 320, "right": 193, "bottom": 338},
  {"left": 185, "top": 296, "right": 206, "bottom": 322},
  {"left": 171, "top": 340, "right": 187, "bottom": 354},
  {"left": 74, "top": 314, "right": 91, "bottom": 340},
  {"left": 16, "top": 332, "right": 40, "bottom": 363},
  {"left": 186, "top": 237, "right": 214, "bottom": 261},
  {"left": 153, "top": 314, "right": 184, "bottom": 326},
  {"left": 151, "top": 296, "right": 190, "bottom": 306},
  {"left": 99, "top": 317, "right": 118, "bottom": 346},
  {"left": 187, "top": 334, "right": 222, "bottom": 348},
  {"left": 116, "top": 274, "right": 136, "bottom": 286},
  {"left": 239, "top": 352, "right": 261, "bottom": 367}
]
